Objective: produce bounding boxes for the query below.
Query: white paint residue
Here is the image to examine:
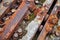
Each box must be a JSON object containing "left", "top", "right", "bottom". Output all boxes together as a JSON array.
[{"left": 21, "top": 18, "right": 41, "bottom": 40}]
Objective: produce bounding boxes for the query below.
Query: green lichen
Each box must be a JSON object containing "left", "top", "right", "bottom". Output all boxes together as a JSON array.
[
  {"left": 39, "top": 0, "right": 45, "bottom": 3},
  {"left": 29, "top": 13, "right": 35, "bottom": 21}
]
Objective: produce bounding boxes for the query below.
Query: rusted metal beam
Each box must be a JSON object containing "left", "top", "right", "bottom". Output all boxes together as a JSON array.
[
  {"left": 21, "top": 0, "right": 54, "bottom": 40},
  {"left": 0, "top": 1, "right": 30, "bottom": 40},
  {"left": 37, "top": 4, "right": 59, "bottom": 40}
]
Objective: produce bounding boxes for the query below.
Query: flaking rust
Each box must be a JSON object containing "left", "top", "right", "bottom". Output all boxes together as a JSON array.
[
  {"left": 21, "top": 0, "right": 55, "bottom": 40},
  {"left": 0, "top": 0, "right": 30, "bottom": 40},
  {"left": 0, "top": 0, "right": 60, "bottom": 40},
  {"left": 37, "top": 0, "right": 60, "bottom": 40}
]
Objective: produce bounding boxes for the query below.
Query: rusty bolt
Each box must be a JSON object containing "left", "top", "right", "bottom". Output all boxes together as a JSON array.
[
  {"left": 13, "top": 33, "right": 18, "bottom": 38},
  {"left": 11, "top": 9, "right": 16, "bottom": 13},
  {"left": 17, "top": 28, "right": 23, "bottom": 36}
]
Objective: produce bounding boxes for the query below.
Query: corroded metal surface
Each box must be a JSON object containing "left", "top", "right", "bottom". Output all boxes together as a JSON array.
[
  {"left": 0, "top": 1, "right": 30, "bottom": 40},
  {"left": 37, "top": 1, "right": 59, "bottom": 40},
  {"left": 21, "top": 0, "right": 54, "bottom": 40},
  {"left": 0, "top": 0, "right": 14, "bottom": 17},
  {"left": 0, "top": 0, "right": 60, "bottom": 40}
]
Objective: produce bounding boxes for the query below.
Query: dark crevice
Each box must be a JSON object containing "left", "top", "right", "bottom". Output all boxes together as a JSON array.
[
  {"left": 32, "top": 30, "right": 40, "bottom": 40},
  {"left": 57, "top": 11, "right": 60, "bottom": 19},
  {"left": 32, "top": 0, "right": 57, "bottom": 40},
  {"left": 47, "top": 0, "right": 57, "bottom": 15},
  {"left": 41, "top": 0, "right": 57, "bottom": 26}
]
